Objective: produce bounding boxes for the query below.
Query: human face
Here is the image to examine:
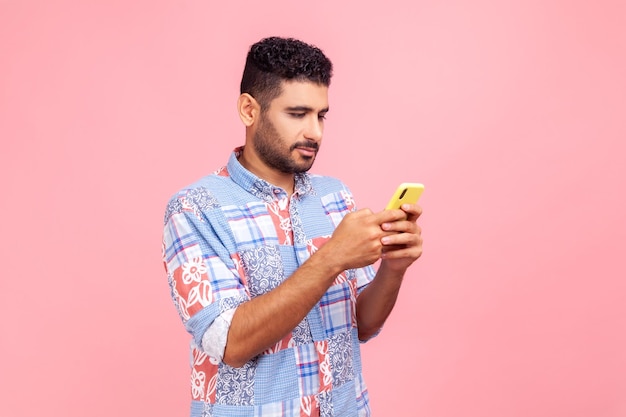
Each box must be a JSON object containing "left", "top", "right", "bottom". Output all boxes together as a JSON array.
[{"left": 252, "top": 80, "right": 329, "bottom": 174}]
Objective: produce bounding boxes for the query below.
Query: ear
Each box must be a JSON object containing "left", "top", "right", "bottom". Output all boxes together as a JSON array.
[{"left": 237, "top": 93, "right": 260, "bottom": 127}]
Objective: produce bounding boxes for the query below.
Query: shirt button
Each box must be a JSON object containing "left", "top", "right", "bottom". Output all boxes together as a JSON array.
[{"left": 273, "top": 189, "right": 281, "bottom": 194}]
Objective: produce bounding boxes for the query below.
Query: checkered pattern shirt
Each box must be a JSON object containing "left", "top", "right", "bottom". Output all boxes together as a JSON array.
[{"left": 162, "top": 148, "right": 376, "bottom": 417}]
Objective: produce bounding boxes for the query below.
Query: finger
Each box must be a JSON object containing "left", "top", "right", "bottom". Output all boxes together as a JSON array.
[
  {"left": 381, "top": 229, "right": 421, "bottom": 246},
  {"left": 381, "top": 234, "right": 423, "bottom": 252},
  {"left": 381, "top": 245, "right": 423, "bottom": 260},
  {"left": 374, "top": 208, "right": 408, "bottom": 224},
  {"left": 382, "top": 219, "right": 421, "bottom": 234},
  {"left": 400, "top": 204, "right": 422, "bottom": 221}
]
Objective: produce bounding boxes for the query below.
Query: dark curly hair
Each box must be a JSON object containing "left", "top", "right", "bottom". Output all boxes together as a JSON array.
[{"left": 240, "top": 37, "right": 333, "bottom": 110}]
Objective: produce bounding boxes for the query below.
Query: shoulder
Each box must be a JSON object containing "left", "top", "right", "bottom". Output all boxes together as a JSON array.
[
  {"left": 163, "top": 173, "right": 231, "bottom": 224},
  {"left": 169, "top": 173, "right": 229, "bottom": 201}
]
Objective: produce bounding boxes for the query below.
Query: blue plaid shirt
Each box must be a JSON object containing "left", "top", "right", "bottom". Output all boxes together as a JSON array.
[{"left": 163, "top": 148, "right": 376, "bottom": 417}]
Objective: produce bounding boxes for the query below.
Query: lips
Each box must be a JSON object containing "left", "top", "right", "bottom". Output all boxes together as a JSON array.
[{"left": 296, "top": 147, "right": 317, "bottom": 157}]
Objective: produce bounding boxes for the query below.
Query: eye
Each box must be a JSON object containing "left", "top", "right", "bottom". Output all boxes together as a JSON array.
[
  {"left": 318, "top": 113, "right": 327, "bottom": 120},
  {"left": 289, "top": 113, "right": 306, "bottom": 119}
]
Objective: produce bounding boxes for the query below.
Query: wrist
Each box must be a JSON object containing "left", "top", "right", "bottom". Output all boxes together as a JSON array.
[
  {"left": 378, "top": 259, "right": 408, "bottom": 278},
  {"left": 312, "top": 243, "right": 346, "bottom": 278}
]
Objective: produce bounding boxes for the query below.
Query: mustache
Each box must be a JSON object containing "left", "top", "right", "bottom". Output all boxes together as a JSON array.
[{"left": 290, "top": 141, "right": 319, "bottom": 151}]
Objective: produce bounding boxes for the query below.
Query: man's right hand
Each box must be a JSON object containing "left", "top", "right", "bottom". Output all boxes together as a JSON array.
[{"left": 318, "top": 208, "right": 408, "bottom": 272}]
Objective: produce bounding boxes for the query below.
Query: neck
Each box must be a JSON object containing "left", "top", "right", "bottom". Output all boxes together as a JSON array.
[{"left": 238, "top": 147, "right": 295, "bottom": 195}]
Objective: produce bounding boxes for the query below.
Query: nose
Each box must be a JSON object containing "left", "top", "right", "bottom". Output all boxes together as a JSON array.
[{"left": 304, "top": 115, "right": 323, "bottom": 142}]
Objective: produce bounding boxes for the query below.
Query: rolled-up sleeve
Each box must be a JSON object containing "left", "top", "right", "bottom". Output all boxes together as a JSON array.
[{"left": 162, "top": 191, "right": 249, "bottom": 354}]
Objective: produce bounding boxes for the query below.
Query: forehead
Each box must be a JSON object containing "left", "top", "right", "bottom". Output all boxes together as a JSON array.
[{"left": 271, "top": 80, "right": 329, "bottom": 109}]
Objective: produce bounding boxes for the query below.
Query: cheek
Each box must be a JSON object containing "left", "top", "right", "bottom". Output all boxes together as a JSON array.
[{"left": 279, "top": 123, "right": 303, "bottom": 141}]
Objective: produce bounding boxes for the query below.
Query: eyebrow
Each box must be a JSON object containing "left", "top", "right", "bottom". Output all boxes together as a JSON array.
[{"left": 285, "top": 106, "right": 330, "bottom": 113}]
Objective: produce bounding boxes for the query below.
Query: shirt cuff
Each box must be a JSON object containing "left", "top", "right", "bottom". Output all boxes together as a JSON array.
[{"left": 201, "top": 308, "right": 237, "bottom": 361}]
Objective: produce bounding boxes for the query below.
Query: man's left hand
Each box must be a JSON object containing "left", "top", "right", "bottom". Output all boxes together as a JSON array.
[{"left": 379, "top": 204, "right": 423, "bottom": 271}]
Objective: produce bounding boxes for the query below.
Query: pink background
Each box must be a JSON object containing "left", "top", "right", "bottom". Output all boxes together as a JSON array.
[{"left": 1, "top": 1, "right": 625, "bottom": 416}]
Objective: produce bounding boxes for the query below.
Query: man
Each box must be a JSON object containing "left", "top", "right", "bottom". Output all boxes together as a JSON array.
[{"left": 162, "top": 36, "right": 423, "bottom": 417}]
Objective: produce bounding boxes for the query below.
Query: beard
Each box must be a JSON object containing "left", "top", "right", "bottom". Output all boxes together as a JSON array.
[{"left": 253, "top": 114, "right": 320, "bottom": 174}]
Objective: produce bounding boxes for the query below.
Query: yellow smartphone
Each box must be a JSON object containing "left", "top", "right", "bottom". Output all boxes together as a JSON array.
[{"left": 385, "top": 182, "right": 425, "bottom": 210}]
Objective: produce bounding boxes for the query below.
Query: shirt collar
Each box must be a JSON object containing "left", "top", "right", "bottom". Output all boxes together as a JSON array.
[{"left": 226, "top": 147, "right": 314, "bottom": 203}]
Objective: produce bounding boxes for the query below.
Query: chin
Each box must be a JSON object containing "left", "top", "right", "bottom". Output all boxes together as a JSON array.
[
  {"left": 300, "top": 161, "right": 316, "bottom": 172},
  {"left": 291, "top": 163, "right": 314, "bottom": 174}
]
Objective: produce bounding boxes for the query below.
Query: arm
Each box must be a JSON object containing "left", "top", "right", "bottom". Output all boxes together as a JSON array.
[
  {"left": 163, "top": 195, "right": 249, "bottom": 347},
  {"left": 223, "top": 207, "right": 408, "bottom": 367},
  {"left": 356, "top": 203, "right": 423, "bottom": 341}
]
